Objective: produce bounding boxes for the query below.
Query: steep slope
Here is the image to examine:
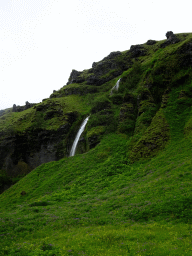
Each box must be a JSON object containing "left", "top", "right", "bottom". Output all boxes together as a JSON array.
[
  {"left": 0, "top": 31, "right": 192, "bottom": 255},
  {"left": 1, "top": 32, "right": 192, "bottom": 190}
]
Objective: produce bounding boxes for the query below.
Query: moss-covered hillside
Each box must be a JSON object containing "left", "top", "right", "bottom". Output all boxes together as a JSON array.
[{"left": 0, "top": 31, "right": 192, "bottom": 255}]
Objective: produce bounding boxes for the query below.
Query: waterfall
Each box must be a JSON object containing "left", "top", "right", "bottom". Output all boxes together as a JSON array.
[
  {"left": 70, "top": 116, "right": 90, "bottom": 157},
  {"left": 110, "top": 78, "right": 121, "bottom": 95}
]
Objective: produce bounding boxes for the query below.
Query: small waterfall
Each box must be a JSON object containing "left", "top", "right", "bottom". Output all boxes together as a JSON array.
[
  {"left": 110, "top": 78, "right": 121, "bottom": 95},
  {"left": 70, "top": 116, "right": 90, "bottom": 157}
]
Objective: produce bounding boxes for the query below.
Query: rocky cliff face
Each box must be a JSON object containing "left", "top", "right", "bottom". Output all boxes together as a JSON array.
[
  {"left": 0, "top": 99, "right": 80, "bottom": 192},
  {"left": 1, "top": 31, "right": 192, "bottom": 193}
]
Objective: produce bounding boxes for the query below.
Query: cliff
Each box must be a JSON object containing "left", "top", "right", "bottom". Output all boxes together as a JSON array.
[{"left": 0, "top": 31, "right": 192, "bottom": 192}]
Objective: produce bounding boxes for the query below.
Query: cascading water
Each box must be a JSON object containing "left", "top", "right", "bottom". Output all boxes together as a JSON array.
[
  {"left": 69, "top": 116, "right": 90, "bottom": 157},
  {"left": 110, "top": 78, "right": 121, "bottom": 95}
]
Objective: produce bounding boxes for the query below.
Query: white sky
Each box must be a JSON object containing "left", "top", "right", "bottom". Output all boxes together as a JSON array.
[{"left": 0, "top": 0, "right": 191, "bottom": 110}]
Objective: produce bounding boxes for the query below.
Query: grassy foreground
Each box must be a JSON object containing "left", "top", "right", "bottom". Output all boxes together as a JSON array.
[{"left": 0, "top": 128, "right": 192, "bottom": 255}]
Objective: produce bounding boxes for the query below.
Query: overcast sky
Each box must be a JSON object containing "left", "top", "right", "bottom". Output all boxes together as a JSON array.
[{"left": 0, "top": 0, "right": 191, "bottom": 110}]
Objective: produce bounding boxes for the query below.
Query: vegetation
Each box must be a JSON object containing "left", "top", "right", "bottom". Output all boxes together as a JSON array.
[{"left": 1, "top": 32, "right": 192, "bottom": 255}]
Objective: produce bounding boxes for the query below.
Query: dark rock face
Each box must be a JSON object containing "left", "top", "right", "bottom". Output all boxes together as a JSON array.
[
  {"left": 67, "top": 69, "right": 85, "bottom": 85},
  {"left": 12, "top": 102, "right": 36, "bottom": 113},
  {"left": 146, "top": 40, "right": 157, "bottom": 45},
  {"left": 86, "top": 71, "right": 122, "bottom": 86},
  {"left": 67, "top": 51, "right": 127, "bottom": 87},
  {"left": 0, "top": 111, "right": 78, "bottom": 178},
  {"left": 166, "top": 31, "right": 174, "bottom": 39},
  {"left": 102, "top": 51, "right": 122, "bottom": 61},
  {"left": 129, "top": 45, "right": 147, "bottom": 57},
  {"left": 88, "top": 135, "right": 99, "bottom": 149},
  {"left": 86, "top": 75, "right": 102, "bottom": 86},
  {"left": 12, "top": 104, "right": 17, "bottom": 112},
  {"left": 0, "top": 110, "right": 5, "bottom": 117},
  {"left": 0, "top": 129, "right": 62, "bottom": 177},
  {"left": 160, "top": 31, "right": 180, "bottom": 48},
  {"left": 176, "top": 42, "right": 192, "bottom": 67}
]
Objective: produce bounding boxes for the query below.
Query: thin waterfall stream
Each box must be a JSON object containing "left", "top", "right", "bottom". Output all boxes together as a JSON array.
[
  {"left": 69, "top": 116, "right": 90, "bottom": 157},
  {"left": 110, "top": 78, "right": 121, "bottom": 95}
]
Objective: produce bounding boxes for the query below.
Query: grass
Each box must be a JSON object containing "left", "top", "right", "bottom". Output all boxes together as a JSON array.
[
  {"left": 1, "top": 221, "right": 192, "bottom": 255},
  {"left": 1, "top": 127, "right": 192, "bottom": 255}
]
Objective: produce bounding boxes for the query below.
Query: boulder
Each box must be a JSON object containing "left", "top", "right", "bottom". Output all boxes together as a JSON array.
[
  {"left": 12, "top": 104, "right": 17, "bottom": 112},
  {"left": 129, "top": 45, "right": 146, "bottom": 57},
  {"left": 12, "top": 102, "right": 35, "bottom": 113},
  {"left": 166, "top": 31, "right": 174, "bottom": 39},
  {"left": 146, "top": 40, "right": 156, "bottom": 45},
  {"left": 161, "top": 31, "right": 180, "bottom": 48}
]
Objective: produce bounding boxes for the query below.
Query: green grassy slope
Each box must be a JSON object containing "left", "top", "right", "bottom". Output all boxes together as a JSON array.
[{"left": 1, "top": 33, "right": 192, "bottom": 255}]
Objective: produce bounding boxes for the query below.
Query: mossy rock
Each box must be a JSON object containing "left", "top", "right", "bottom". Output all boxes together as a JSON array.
[
  {"left": 16, "top": 161, "right": 32, "bottom": 176},
  {"left": 87, "top": 126, "right": 106, "bottom": 149},
  {"left": 118, "top": 103, "right": 137, "bottom": 134},
  {"left": 138, "top": 100, "right": 157, "bottom": 116},
  {"left": 87, "top": 126, "right": 106, "bottom": 138},
  {"left": 129, "top": 109, "right": 170, "bottom": 162},
  {"left": 110, "top": 94, "right": 124, "bottom": 105},
  {"left": 91, "top": 96, "right": 111, "bottom": 113}
]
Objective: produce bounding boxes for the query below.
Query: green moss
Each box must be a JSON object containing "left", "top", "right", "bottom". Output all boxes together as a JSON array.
[
  {"left": 120, "top": 60, "right": 142, "bottom": 92},
  {"left": 129, "top": 109, "right": 170, "bottom": 162},
  {"left": 87, "top": 126, "right": 106, "bottom": 138},
  {"left": 91, "top": 95, "right": 111, "bottom": 113},
  {"left": 118, "top": 103, "right": 137, "bottom": 135}
]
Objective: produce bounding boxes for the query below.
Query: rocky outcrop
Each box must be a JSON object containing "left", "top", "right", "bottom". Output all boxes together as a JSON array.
[
  {"left": 67, "top": 69, "right": 85, "bottom": 85},
  {"left": 0, "top": 126, "right": 67, "bottom": 177},
  {"left": 176, "top": 41, "right": 192, "bottom": 67},
  {"left": 129, "top": 45, "right": 147, "bottom": 58},
  {"left": 12, "top": 102, "right": 36, "bottom": 113},
  {"left": 67, "top": 51, "right": 131, "bottom": 87},
  {"left": 146, "top": 40, "right": 157, "bottom": 45},
  {"left": 0, "top": 109, "right": 78, "bottom": 179},
  {"left": 0, "top": 110, "right": 5, "bottom": 117},
  {"left": 160, "top": 31, "right": 180, "bottom": 48}
]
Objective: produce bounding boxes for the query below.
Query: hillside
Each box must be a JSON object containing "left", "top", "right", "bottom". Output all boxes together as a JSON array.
[{"left": 0, "top": 31, "right": 192, "bottom": 255}]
